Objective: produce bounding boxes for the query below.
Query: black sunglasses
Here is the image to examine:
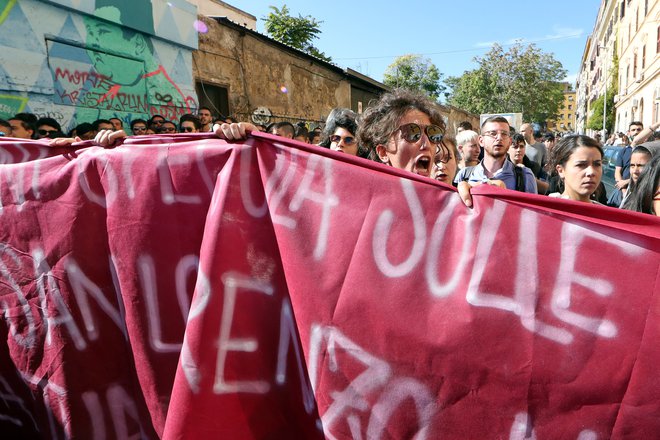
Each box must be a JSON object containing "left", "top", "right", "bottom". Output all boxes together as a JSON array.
[
  {"left": 330, "top": 134, "right": 356, "bottom": 145},
  {"left": 182, "top": 126, "right": 195, "bottom": 133},
  {"left": 38, "top": 129, "right": 59, "bottom": 137}
]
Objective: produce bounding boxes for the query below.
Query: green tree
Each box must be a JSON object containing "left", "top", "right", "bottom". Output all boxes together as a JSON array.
[
  {"left": 383, "top": 55, "right": 445, "bottom": 100},
  {"left": 446, "top": 42, "right": 567, "bottom": 124},
  {"left": 263, "top": 5, "right": 331, "bottom": 62},
  {"left": 587, "top": 46, "right": 618, "bottom": 134}
]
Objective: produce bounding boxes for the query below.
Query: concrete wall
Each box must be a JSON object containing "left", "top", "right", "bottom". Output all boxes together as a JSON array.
[
  {"left": 194, "top": 16, "right": 350, "bottom": 125},
  {"left": 187, "top": 0, "right": 256, "bottom": 30},
  {"left": 0, "top": 0, "right": 198, "bottom": 131}
]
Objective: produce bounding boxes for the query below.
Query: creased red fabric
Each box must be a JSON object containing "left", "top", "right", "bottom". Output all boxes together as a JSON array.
[{"left": 0, "top": 133, "right": 658, "bottom": 439}]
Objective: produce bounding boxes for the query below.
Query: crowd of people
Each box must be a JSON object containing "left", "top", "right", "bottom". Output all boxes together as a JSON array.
[{"left": 1, "top": 90, "right": 658, "bottom": 216}]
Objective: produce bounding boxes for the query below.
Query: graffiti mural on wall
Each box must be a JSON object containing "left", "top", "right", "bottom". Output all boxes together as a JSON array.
[{"left": 0, "top": 0, "right": 198, "bottom": 131}]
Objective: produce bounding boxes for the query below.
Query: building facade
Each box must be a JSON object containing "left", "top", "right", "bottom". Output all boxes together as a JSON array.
[
  {"left": 0, "top": 0, "right": 199, "bottom": 132},
  {"left": 576, "top": 0, "right": 659, "bottom": 135},
  {"left": 547, "top": 83, "right": 577, "bottom": 133}
]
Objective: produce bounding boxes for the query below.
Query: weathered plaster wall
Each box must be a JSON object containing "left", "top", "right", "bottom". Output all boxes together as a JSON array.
[
  {"left": 194, "top": 16, "right": 350, "bottom": 124},
  {"left": 0, "top": 0, "right": 198, "bottom": 131}
]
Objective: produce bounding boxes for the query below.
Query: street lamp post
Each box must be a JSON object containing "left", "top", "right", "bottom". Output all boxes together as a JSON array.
[{"left": 601, "top": 45, "right": 608, "bottom": 139}]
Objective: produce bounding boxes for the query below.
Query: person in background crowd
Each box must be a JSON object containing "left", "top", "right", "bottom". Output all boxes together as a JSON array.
[
  {"left": 9, "top": 115, "right": 35, "bottom": 139},
  {"left": 455, "top": 130, "right": 480, "bottom": 169},
  {"left": 543, "top": 133, "right": 556, "bottom": 157},
  {"left": 0, "top": 119, "right": 11, "bottom": 136},
  {"left": 307, "top": 130, "right": 321, "bottom": 145},
  {"left": 631, "top": 121, "right": 660, "bottom": 147},
  {"left": 358, "top": 89, "right": 449, "bottom": 178},
  {"left": 179, "top": 114, "right": 201, "bottom": 133},
  {"left": 93, "top": 119, "right": 114, "bottom": 132},
  {"left": 75, "top": 122, "right": 96, "bottom": 140},
  {"left": 269, "top": 121, "right": 295, "bottom": 139},
  {"left": 109, "top": 117, "right": 123, "bottom": 131},
  {"left": 455, "top": 117, "right": 537, "bottom": 193},
  {"left": 508, "top": 133, "right": 528, "bottom": 166},
  {"left": 547, "top": 135, "right": 603, "bottom": 204},
  {"left": 159, "top": 120, "right": 177, "bottom": 134},
  {"left": 594, "top": 132, "right": 603, "bottom": 145},
  {"left": 622, "top": 153, "right": 660, "bottom": 216},
  {"left": 520, "top": 122, "right": 547, "bottom": 169},
  {"left": 294, "top": 123, "right": 309, "bottom": 143},
  {"left": 36, "top": 117, "right": 64, "bottom": 139},
  {"left": 619, "top": 146, "right": 652, "bottom": 208},
  {"left": 225, "top": 116, "right": 237, "bottom": 123},
  {"left": 456, "top": 121, "right": 473, "bottom": 133},
  {"left": 432, "top": 136, "right": 459, "bottom": 186},
  {"left": 615, "top": 121, "right": 644, "bottom": 191},
  {"left": 149, "top": 115, "right": 166, "bottom": 130},
  {"left": 130, "top": 119, "right": 148, "bottom": 135},
  {"left": 320, "top": 108, "right": 361, "bottom": 156},
  {"left": 198, "top": 107, "right": 214, "bottom": 132}
]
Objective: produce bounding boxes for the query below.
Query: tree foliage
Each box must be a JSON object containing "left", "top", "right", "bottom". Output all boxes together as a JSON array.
[
  {"left": 383, "top": 55, "right": 445, "bottom": 100},
  {"left": 587, "top": 48, "right": 618, "bottom": 134},
  {"left": 446, "top": 42, "right": 567, "bottom": 124},
  {"left": 263, "top": 5, "right": 331, "bottom": 62}
]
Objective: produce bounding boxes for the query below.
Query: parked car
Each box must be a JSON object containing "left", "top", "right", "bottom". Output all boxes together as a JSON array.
[{"left": 602, "top": 145, "right": 622, "bottom": 196}]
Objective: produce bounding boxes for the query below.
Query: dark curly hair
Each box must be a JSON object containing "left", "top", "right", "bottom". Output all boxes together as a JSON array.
[{"left": 357, "top": 89, "right": 446, "bottom": 161}]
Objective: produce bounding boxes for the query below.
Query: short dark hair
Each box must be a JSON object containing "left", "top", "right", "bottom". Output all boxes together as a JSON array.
[
  {"left": 130, "top": 119, "right": 148, "bottom": 130},
  {"left": 294, "top": 123, "right": 308, "bottom": 139},
  {"left": 13, "top": 112, "right": 38, "bottom": 125},
  {"left": 458, "top": 121, "right": 473, "bottom": 131},
  {"left": 629, "top": 121, "right": 643, "bottom": 129},
  {"left": 543, "top": 133, "right": 555, "bottom": 142},
  {"left": 75, "top": 122, "right": 95, "bottom": 137},
  {"left": 36, "top": 117, "right": 62, "bottom": 132},
  {"left": 0, "top": 119, "right": 10, "bottom": 135},
  {"left": 179, "top": 114, "right": 201, "bottom": 130},
  {"left": 92, "top": 119, "right": 113, "bottom": 131},
  {"left": 109, "top": 117, "right": 123, "bottom": 127},
  {"left": 512, "top": 133, "right": 525, "bottom": 146},
  {"left": 480, "top": 116, "right": 510, "bottom": 130},
  {"left": 270, "top": 121, "right": 295, "bottom": 137}
]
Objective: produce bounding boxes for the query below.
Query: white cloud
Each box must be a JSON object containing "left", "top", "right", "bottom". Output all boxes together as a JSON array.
[{"left": 474, "top": 27, "right": 583, "bottom": 49}]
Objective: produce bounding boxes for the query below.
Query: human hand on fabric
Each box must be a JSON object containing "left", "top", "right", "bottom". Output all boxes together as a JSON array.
[
  {"left": 214, "top": 122, "right": 257, "bottom": 140},
  {"left": 94, "top": 129, "right": 126, "bottom": 148},
  {"left": 457, "top": 179, "right": 506, "bottom": 208}
]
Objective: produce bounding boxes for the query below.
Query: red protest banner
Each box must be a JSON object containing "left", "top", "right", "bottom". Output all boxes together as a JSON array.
[{"left": 0, "top": 133, "right": 658, "bottom": 439}]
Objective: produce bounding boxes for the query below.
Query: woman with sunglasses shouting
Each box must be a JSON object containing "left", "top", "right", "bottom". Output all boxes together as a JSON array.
[{"left": 357, "top": 89, "right": 449, "bottom": 178}]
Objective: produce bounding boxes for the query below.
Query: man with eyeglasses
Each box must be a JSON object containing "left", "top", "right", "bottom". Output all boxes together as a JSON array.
[
  {"left": 130, "top": 119, "right": 148, "bottom": 135},
  {"left": 455, "top": 116, "right": 537, "bottom": 194}
]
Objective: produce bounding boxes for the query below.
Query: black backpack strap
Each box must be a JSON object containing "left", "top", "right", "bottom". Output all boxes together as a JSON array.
[{"left": 513, "top": 165, "right": 525, "bottom": 192}]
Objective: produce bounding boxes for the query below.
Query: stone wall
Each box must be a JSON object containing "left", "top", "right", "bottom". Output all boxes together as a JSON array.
[{"left": 194, "top": 16, "right": 350, "bottom": 125}]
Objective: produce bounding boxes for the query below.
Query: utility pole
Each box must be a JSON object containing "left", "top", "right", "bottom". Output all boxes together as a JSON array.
[{"left": 600, "top": 45, "right": 608, "bottom": 139}]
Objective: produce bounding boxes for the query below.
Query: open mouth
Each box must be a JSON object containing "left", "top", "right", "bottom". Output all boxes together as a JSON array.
[{"left": 414, "top": 155, "right": 431, "bottom": 176}]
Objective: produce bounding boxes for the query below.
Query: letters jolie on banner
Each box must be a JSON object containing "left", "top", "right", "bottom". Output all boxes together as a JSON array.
[{"left": 0, "top": 133, "right": 658, "bottom": 439}]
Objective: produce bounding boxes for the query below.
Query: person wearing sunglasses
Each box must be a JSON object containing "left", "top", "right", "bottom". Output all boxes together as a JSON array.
[
  {"left": 455, "top": 116, "right": 537, "bottom": 194},
  {"left": 357, "top": 89, "right": 449, "bottom": 178},
  {"left": 36, "top": 117, "right": 64, "bottom": 139},
  {"left": 158, "top": 121, "right": 178, "bottom": 134},
  {"left": 320, "top": 108, "right": 361, "bottom": 156},
  {"left": 130, "top": 119, "right": 148, "bottom": 135},
  {"left": 180, "top": 114, "right": 202, "bottom": 133}
]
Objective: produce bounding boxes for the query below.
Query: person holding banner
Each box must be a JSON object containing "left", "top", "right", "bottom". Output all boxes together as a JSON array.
[
  {"left": 547, "top": 135, "right": 604, "bottom": 204},
  {"left": 357, "top": 89, "right": 450, "bottom": 178}
]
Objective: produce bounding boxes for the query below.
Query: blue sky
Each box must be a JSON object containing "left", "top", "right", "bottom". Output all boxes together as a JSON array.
[{"left": 227, "top": 0, "right": 602, "bottom": 88}]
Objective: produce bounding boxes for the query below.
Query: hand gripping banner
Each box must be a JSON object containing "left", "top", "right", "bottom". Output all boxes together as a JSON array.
[{"left": 0, "top": 133, "right": 658, "bottom": 439}]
